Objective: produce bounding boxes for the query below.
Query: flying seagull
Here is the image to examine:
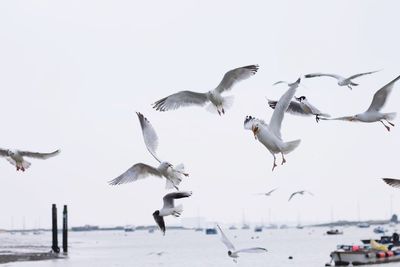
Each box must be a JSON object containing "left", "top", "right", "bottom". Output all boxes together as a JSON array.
[
  {"left": 288, "top": 190, "right": 314, "bottom": 201},
  {"left": 152, "top": 65, "right": 259, "bottom": 115},
  {"left": 108, "top": 112, "right": 188, "bottom": 190},
  {"left": 217, "top": 224, "right": 267, "bottom": 263},
  {"left": 319, "top": 75, "right": 399, "bottom": 131},
  {"left": 244, "top": 78, "right": 302, "bottom": 171},
  {"left": 382, "top": 178, "right": 400, "bottom": 189},
  {"left": 0, "top": 149, "right": 60, "bottom": 171},
  {"left": 304, "top": 70, "right": 380, "bottom": 90},
  {"left": 153, "top": 191, "right": 192, "bottom": 235},
  {"left": 267, "top": 96, "right": 330, "bottom": 122},
  {"left": 255, "top": 187, "right": 278, "bottom": 196}
]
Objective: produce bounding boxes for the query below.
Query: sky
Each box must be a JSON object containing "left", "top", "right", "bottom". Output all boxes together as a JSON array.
[{"left": 0, "top": 0, "right": 399, "bottom": 229}]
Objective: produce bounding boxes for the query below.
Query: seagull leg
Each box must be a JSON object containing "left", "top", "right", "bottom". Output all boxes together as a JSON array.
[
  {"left": 385, "top": 120, "right": 395, "bottom": 127},
  {"left": 315, "top": 115, "right": 320, "bottom": 123},
  {"left": 380, "top": 120, "right": 391, "bottom": 132},
  {"left": 217, "top": 109, "right": 221, "bottom": 116},
  {"left": 281, "top": 153, "right": 286, "bottom": 165},
  {"left": 21, "top": 166, "right": 25, "bottom": 172},
  {"left": 271, "top": 153, "right": 277, "bottom": 171},
  {"left": 16, "top": 166, "right": 20, "bottom": 171},
  {"left": 222, "top": 107, "right": 225, "bottom": 114},
  {"left": 347, "top": 85, "right": 352, "bottom": 90}
]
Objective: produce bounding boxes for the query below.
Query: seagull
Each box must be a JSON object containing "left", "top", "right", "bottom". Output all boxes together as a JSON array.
[
  {"left": 217, "top": 224, "right": 267, "bottom": 263},
  {"left": 267, "top": 96, "right": 330, "bottom": 122},
  {"left": 153, "top": 191, "right": 192, "bottom": 235},
  {"left": 319, "top": 75, "right": 399, "bottom": 131},
  {"left": 255, "top": 187, "right": 278, "bottom": 196},
  {"left": 382, "top": 178, "right": 400, "bottom": 189},
  {"left": 0, "top": 149, "right": 60, "bottom": 171},
  {"left": 288, "top": 190, "right": 314, "bottom": 201},
  {"left": 152, "top": 65, "right": 259, "bottom": 115},
  {"left": 108, "top": 112, "right": 188, "bottom": 190},
  {"left": 304, "top": 70, "right": 380, "bottom": 90},
  {"left": 244, "top": 78, "right": 302, "bottom": 171}
]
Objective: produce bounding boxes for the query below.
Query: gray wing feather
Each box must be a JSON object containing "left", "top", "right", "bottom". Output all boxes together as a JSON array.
[
  {"left": 153, "top": 212, "right": 166, "bottom": 235},
  {"left": 304, "top": 73, "right": 343, "bottom": 80},
  {"left": 19, "top": 149, "right": 60, "bottom": 159},
  {"left": 347, "top": 70, "right": 380, "bottom": 80},
  {"left": 215, "top": 65, "right": 259, "bottom": 93},
  {"left": 236, "top": 247, "right": 268, "bottom": 254},
  {"left": 217, "top": 224, "right": 235, "bottom": 251},
  {"left": 108, "top": 163, "right": 161, "bottom": 185},
  {"left": 0, "top": 148, "right": 9, "bottom": 157},
  {"left": 382, "top": 178, "right": 400, "bottom": 189},
  {"left": 136, "top": 112, "right": 161, "bottom": 163},
  {"left": 268, "top": 99, "right": 309, "bottom": 116},
  {"left": 366, "top": 75, "right": 400, "bottom": 112},
  {"left": 162, "top": 191, "right": 192, "bottom": 208},
  {"left": 152, "top": 91, "right": 209, "bottom": 111}
]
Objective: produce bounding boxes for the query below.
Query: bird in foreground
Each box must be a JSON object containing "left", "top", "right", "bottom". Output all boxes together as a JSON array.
[
  {"left": 0, "top": 149, "right": 60, "bottom": 171},
  {"left": 255, "top": 187, "right": 278, "bottom": 196},
  {"left": 288, "top": 190, "right": 314, "bottom": 201},
  {"left": 319, "top": 75, "right": 399, "bottom": 131},
  {"left": 267, "top": 96, "right": 330, "bottom": 123},
  {"left": 108, "top": 112, "right": 188, "bottom": 190},
  {"left": 217, "top": 224, "right": 267, "bottom": 263},
  {"left": 382, "top": 178, "right": 400, "bottom": 189},
  {"left": 153, "top": 191, "right": 192, "bottom": 235},
  {"left": 152, "top": 65, "right": 259, "bottom": 115},
  {"left": 244, "top": 78, "right": 302, "bottom": 171},
  {"left": 304, "top": 70, "right": 380, "bottom": 90}
]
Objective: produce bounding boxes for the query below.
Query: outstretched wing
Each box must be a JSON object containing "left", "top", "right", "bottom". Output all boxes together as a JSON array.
[
  {"left": 319, "top": 116, "right": 355, "bottom": 122},
  {"left": 288, "top": 192, "right": 298, "bottom": 201},
  {"left": 382, "top": 178, "right": 400, "bottom": 189},
  {"left": 217, "top": 224, "right": 235, "bottom": 251},
  {"left": 152, "top": 91, "right": 209, "bottom": 111},
  {"left": 267, "top": 99, "right": 309, "bottom": 117},
  {"left": 215, "top": 65, "right": 259, "bottom": 93},
  {"left": 108, "top": 163, "right": 161, "bottom": 185},
  {"left": 304, "top": 73, "right": 343, "bottom": 80},
  {"left": 0, "top": 148, "right": 9, "bottom": 157},
  {"left": 265, "top": 187, "right": 278, "bottom": 195},
  {"left": 162, "top": 191, "right": 192, "bottom": 208},
  {"left": 269, "top": 78, "right": 301, "bottom": 138},
  {"left": 236, "top": 247, "right": 268, "bottom": 254},
  {"left": 19, "top": 149, "right": 60, "bottom": 159},
  {"left": 136, "top": 112, "right": 161, "bottom": 163},
  {"left": 347, "top": 70, "right": 380, "bottom": 80},
  {"left": 153, "top": 212, "right": 166, "bottom": 235},
  {"left": 366, "top": 75, "right": 400, "bottom": 112}
]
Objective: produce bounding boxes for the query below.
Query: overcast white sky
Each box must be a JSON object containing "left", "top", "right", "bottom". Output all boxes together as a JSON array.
[{"left": 0, "top": 0, "right": 399, "bottom": 229}]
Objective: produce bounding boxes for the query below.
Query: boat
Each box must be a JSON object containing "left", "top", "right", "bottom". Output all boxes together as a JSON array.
[
  {"left": 374, "top": 226, "right": 388, "bottom": 234},
  {"left": 327, "top": 229, "right": 343, "bottom": 235},
  {"left": 296, "top": 224, "right": 304, "bottom": 229},
  {"left": 205, "top": 228, "right": 217, "bottom": 235},
  {"left": 241, "top": 224, "right": 250, "bottom": 230},
  {"left": 357, "top": 222, "right": 370, "bottom": 228},
  {"left": 254, "top": 226, "right": 263, "bottom": 232},
  {"left": 124, "top": 225, "right": 135, "bottom": 232},
  {"left": 329, "top": 244, "right": 400, "bottom": 266},
  {"left": 228, "top": 225, "right": 237, "bottom": 230}
]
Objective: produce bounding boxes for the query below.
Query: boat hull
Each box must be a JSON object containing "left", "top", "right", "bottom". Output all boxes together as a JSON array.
[{"left": 331, "top": 251, "right": 400, "bottom": 266}]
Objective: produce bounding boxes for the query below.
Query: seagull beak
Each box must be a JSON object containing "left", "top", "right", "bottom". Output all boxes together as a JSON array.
[
  {"left": 295, "top": 96, "right": 301, "bottom": 102},
  {"left": 251, "top": 125, "right": 259, "bottom": 140}
]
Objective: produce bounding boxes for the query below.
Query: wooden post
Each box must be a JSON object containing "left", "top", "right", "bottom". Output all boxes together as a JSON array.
[
  {"left": 62, "top": 205, "right": 68, "bottom": 253},
  {"left": 51, "top": 204, "right": 60, "bottom": 253}
]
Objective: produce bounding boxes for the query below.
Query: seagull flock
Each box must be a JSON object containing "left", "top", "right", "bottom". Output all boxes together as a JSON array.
[{"left": 2, "top": 64, "right": 399, "bottom": 262}]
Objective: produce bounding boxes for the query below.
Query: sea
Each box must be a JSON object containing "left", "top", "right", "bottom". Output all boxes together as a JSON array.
[{"left": 1, "top": 226, "right": 399, "bottom": 267}]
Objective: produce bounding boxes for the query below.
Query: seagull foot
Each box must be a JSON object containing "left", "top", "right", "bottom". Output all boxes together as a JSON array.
[
  {"left": 272, "top": 163, "right": 277, "bottom": 172},
  {"left": 387, "top": 121, "right": 395, "bottom": 127},
  {"left": 217, "top": 110, "right": 221, "bottom": 116},
  {"left": 222, "top": 108, "right": 225, "bottom": 114},
  {"left": 315, "top": 115, "right": 320, "bottom": 123},
  {"left": 21, "top": 167, "right": 25, "bottom": 172}
]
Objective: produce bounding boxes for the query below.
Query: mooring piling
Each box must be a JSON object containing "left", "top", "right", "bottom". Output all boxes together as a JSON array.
[
  {"left": 62, "top": 205, "right": 68, "bottom": 253},
  {"left": 51, "top": 204, "right": 60, "bottom": 253}
]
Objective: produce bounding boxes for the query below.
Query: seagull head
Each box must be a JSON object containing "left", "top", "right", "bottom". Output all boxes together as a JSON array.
[
  {"left": 159, "top": 162, "right": 173, "bottom": 171},
  {"left": 228, "top": 251, "right": 233, "bottom": 256},
  {"left": 244, "top": 115, "right": 255, "bottom": 130},
  {"left": 6, "top": 150, "right": 13, "bottom": 156},
  {"left": 295, "top": 96, "right": 306, "bottom": 102}
]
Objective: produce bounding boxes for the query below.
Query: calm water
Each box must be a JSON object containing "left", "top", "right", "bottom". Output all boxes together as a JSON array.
[{"left": 1, "top": 226, "right": 399, "bottom": 267}]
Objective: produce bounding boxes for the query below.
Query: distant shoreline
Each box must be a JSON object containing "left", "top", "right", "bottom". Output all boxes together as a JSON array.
[{"left": 0, "top": 252, "right": 64, "bottom": 265}]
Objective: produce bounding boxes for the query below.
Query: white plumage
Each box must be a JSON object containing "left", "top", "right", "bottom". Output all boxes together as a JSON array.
[{"left": 0, "top": 148, "right": 60, "bottom": 171}]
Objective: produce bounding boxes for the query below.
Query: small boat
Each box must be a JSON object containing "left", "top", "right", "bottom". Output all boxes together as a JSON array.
[
  {"left": 194, "top": 227, "right": 204, "bottom": 232},
  {"left": 254, "top": 226, "right": 263, "bottom": 232},
  {"left": 357, "top": 222, "right": 370, "bottom": 228},
  {"left": 327, "top": 229, "right": 343, "bottom": 235},
  {"left": 374, "top": 226, "right": 388, "bottom": 234},
  {"left": 241, "top": 224, "right": 250, "bottom": 230},
  {"left": 205, "top": 228, "right": 217, "bottom": 235},
  {"left": 228, "top": 225, "right": 237, "bottom": 230},
  {"left": 296, "top": 224, "right": 304, "bottom": 229},
  {"left": 124, "top": 226, "right": 135, "bottom": 232},
  {"left": 329, "top": 245, "right": 400, "bottom": 266}
]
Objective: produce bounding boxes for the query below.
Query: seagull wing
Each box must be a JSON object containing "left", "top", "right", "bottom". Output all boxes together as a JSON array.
[
  {"left": 319, "top": 116, "right": 354, "bottom": 122},
  {"left": 108, "top": 163, "right": 162, "bottom": 185},
  {"left": 267, "top": 99, "right": 308, "bottom": 116},
  {"left": 236, "top": 247, "right": 268, "bottom": 254},
  {"left": 0, "top": 148, "right": 8, "bottom": 157},
  {"left": 306, "top": 191, "right": 314, "bottom": 196},
  {"left": 152, "top": 91, "right": 209, "bottom": 111},
  {"left": 153, "top": 211, "right": 166, "bottom": 235},
  {"left": 288, "top": 192, "right": 299, "bottom": 201},
  {"left": 18, "top": 149, "right": 60, "bottom": 159},
  {"left": 162, "top": 191, "right": 192, "bottom": 209},
  {"left": 265, "top": 187, "right": 278, "bottom": 195},
  {"left": 217, "top": 224, "right": 235, "bottom": 251},
  {"left": 304, "top": 73, "right": 343, "bottom": 80},
  {"left": 366, "top": 75, "right": 400, "bottom": 112},
  {"left": 136, "top": 112, "right": 161, "bottom": 163},
  {"left": 272, "top": 81, "right": 289, "bottom": 86},
  {"left": 215, "top": 65, "right": 259, "bottom": 93},
  {"left": 347, "top": 70, "right": 380, "bottom": 80},
  {"left": 269, "top": 79, "right": 300, "bottom": 138},
  {"left": 382, "top": 178, "right": 400, "bottom": 189}
]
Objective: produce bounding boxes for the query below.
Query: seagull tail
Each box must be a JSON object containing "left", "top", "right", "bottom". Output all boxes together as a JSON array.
[
  {"left": 384, "top": 112, "right": 396, "bottom": 121},
  {"left": 281, "top": 139, "right": 301, "bottom": 155},
  {"left": 22, "top": 160, "right": 31, "bottom": 170},
  {"left": 222, "top": 95, "right": 235, "bottom": 111}
]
